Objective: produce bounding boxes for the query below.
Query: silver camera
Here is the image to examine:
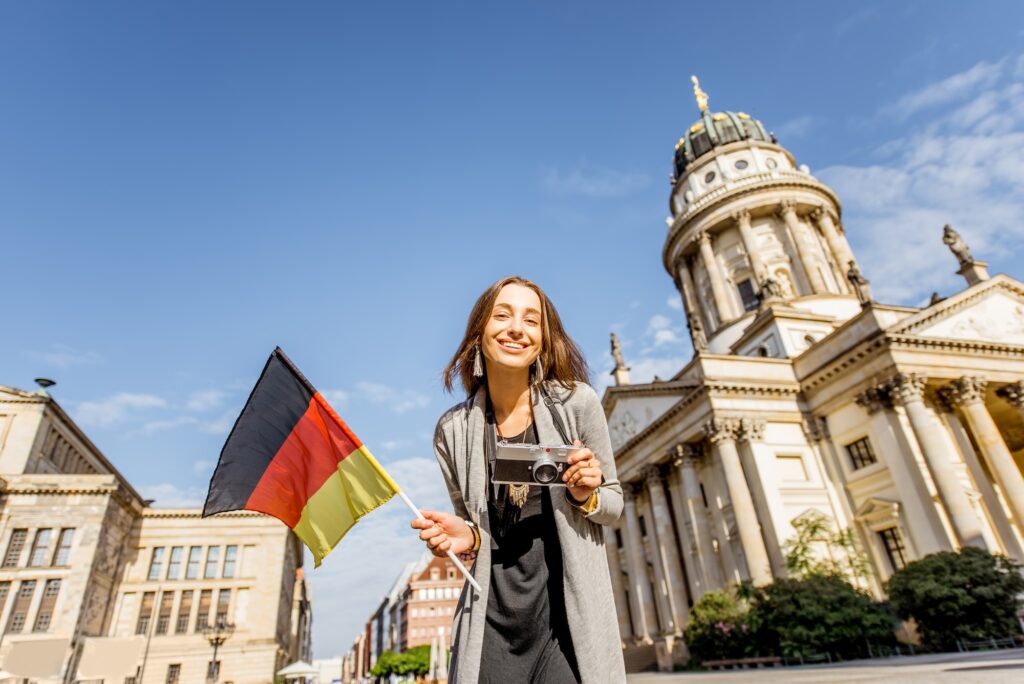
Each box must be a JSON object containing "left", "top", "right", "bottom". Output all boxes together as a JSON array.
[{"left": 492, "top": 443, "right": 582, "bottom": 487}]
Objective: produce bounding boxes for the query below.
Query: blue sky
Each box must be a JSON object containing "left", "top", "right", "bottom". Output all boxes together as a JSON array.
[{"left": 4, "top": 1, "right": 1024, "bottom": 658}]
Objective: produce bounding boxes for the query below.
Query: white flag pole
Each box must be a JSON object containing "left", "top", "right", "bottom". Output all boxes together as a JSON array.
[{"left": 397, "top": 490, "right": 482, "bottom": 593}]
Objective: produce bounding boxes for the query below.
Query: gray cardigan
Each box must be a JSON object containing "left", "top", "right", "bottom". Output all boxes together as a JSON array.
[{"left": 433, "top": 381, "right": 626, "bottom": 683}]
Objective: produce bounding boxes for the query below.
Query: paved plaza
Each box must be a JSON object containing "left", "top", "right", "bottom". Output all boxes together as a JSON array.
[{"left": 626, "top": 649, "right": 1024, "bottom": 683}]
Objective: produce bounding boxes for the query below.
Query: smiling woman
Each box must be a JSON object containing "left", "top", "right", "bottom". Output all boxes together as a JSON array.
[{"left": 410, "top": 275, "right": 626, "bottom": 684}]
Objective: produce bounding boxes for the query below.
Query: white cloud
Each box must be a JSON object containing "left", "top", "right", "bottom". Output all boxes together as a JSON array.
[
  {"left": 199, "top": 411, "right": 237, "bottom": 436},
  {"left": 541, "top": 163, "right": 650, "bottom": 198},
  {"left": 354, "top": 382, "right": 430, "bottom": 414},
  {"left": 646, "top": 314, "right": 672, "bottom": 333},
  {"left": 320, "top": 389, "right": 350, "bottom": 409},
  {"left": 773, "top": 114, "right": 818, "bottom": 141},
  {"left": 628, "top": 355, "right": 688, "bottom": 384},
  {"left": 26, "top": 345, "right": 101, "bottom": 369},
  {"left": 666, "top": 295, "right": 682, "bottom": 311},
  {"left": 192, "top": 459, "right": 214, "bottom": 476},
  {"left": 138, "top": 416, "right": 200, "bottom": 434},
  {"left": 137, "top": 482, "right": 207, "bottom": 508},
  {"left": 185, "top": 389, "right": 230, "bottom": 412},
  {"left": 75, "top": 393, "right": 167, "bottom": 427},
  {"left": 882, "top": 58, "right": 1004, "bottom": 121},
  {"left": 652, "top": 329, "right": 682, "bottom": 347},
  {"left": 820, "top": 58, "right": 1024, "bottom": 303}
]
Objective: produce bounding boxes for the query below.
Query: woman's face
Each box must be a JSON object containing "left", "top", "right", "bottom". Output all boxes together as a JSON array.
[{"left": 481, "top": 283, "right": 543, "bottom": 374}]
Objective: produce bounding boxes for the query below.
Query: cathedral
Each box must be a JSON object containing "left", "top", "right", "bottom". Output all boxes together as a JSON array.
[{"left": 601, "top": 78, "right": 1024, "bottom": 671}]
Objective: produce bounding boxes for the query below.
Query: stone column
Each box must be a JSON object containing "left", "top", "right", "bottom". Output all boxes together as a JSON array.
[
  {"left": 733, "top": 209, "right": 766, "bottom": 283},
  {"left": 644, "top": 465, "right": 690, "bottom": 632},
  {"left": 695, "top": 230, "right": 736, "bottom": 325},
  {"left": 996, "top": 381, "right": 1024, "bottom": 421},
  {"left": 703, "top": 454, "right": 741, "bottom": 584},
  {"left": 703, "top": 418, "right": 773, "bottom": 586},
  {"left": 888, "top": 373, "right": 987, "bottom": 549},
  {"left": 640, "top": 471, "right": 676, "bottom": 635},
  {"left": 855, "top": 386, "right": 949, "bottom": 556},
  {"left": 664, "top": 457, "right": 701, "bottom": 599},
  {"left": 736, "top": 419, "right": 786, "bottom": 576},
  {"left": 779, "top": 200, "right": 827, "bottom": 294},
  {"left": 942, "top": 377, "right": 1024, "bottom": 534},
  {"left": 674, "top": 445, "right": 722, "bottom": 593},
  {"left": 673, "top": 254, "right": 709, "bottom": 352},
  {"left": 812, "top": 206, "right": 856, "bottom": 281},
  {"left": 622, "top": 486, "right": 655, "bottom": 643},
  {"left": 603, "top": 525, "right": 634, "bottom": 640}
]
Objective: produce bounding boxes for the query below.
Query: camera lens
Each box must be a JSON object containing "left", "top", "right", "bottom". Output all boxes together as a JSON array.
[{"left": 532, "top": 456, "right": 559, "bottom": 484}]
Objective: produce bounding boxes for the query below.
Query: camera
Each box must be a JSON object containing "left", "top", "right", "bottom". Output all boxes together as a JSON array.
[{"left": 492, "top": 443, "right": 582, "bottom": 487}]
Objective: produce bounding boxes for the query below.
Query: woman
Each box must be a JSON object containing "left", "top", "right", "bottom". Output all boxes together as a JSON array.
[{"left": 411, "top": 276, "right": 626, "bottom": 684}]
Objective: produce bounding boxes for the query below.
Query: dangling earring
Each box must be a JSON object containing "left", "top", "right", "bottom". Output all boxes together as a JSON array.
[
  {"left": 532, "top": 356, "right": 544, "bottom": 384},
  {"left": 473, "top": 346, "right": 484, "bottom": 378}
]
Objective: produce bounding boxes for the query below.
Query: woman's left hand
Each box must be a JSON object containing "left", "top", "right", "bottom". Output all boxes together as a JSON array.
[{"left": 563, "top": 440, "right": 602, "bottom": 503}]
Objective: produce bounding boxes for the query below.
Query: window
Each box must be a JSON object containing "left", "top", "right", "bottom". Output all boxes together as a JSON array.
[
  {"left": 195, "top": 589, "right": 212, "bottom": 631},
  {"left": 845, "top": 436, "right": 877, "bottom": 470},
  {"left": 207, "top": 661, "right": 221, "bottom": 681},
  {"left": 155, "top": 591, "right": 174, "bottom": 635},
  {"left": 703, "top": 170, "right": 716, "bottom": 184},
  {"left": 614, "top": 529, "right": 623, "bottom": 548},
  {"left": 136, "top": 591, "right": 155, "bottom": 635},
  {"left": 204, "top": 546, "right": 220, "bottom": 579},
  {"left": 166, "top": 547, "right": 183, "bottom": 580},
  {"left": 165, "top": 664, "right": 181, "bottom": 684},
  {"left": 638, "top": 516, "right": 647, "bottom": 537},
  {"left": 430, "top": 568, "right": 439, "bottom": 580},
  {"left": 215, "top": 589, "right": 230, "bottom": 625},
  {"left": 147, "top": 547, "right": 166, "bottom": 581},
  {"left": 0, "top": 582, "right": 10, "bottom": 617},
  {"left": 185, "top": 546, "right": 202, "bottom": 579},
  {"left": 5, "top": 580, "right": 35, "bottom": 633},
  {"left": 878, "top": 527, "right": 908, "bottom": 571},
  {"left": 222, "top": 545, "right": 237, "bottom": 578},
  {"left": 176, "top": 590, "right": 193, "bottom": 633},
  {"left": 447, "top": 568, "right": 456, "bottom": 580},
  {"left": 3, "top": 529, "right": 27, "bottom": 567},
  {"left": 28, "top": 529, "right": 53, "bottom": 567},
  {"left": 52, "top": 528, "right": 74, "bottom": 566},
  {"left": 734, "top": 159, "right": 749, "bottom": 170},
  {"left": 737, "top": 279, "right": 758, "bottom": 312},
  {"left": 33, "top": 579, "right": 61, "bottom": 632}
]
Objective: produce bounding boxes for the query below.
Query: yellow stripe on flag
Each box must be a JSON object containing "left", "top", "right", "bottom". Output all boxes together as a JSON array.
[{"left": 293, "top": 445, "right": 400, "bottom": 566}]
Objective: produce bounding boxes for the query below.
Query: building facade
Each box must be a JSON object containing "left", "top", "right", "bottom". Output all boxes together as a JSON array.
[
  {"left": 0, "top": 384, "right": 312, "bottom": 682},
  {"left": 602, "top": 80, "right": 1024, "bottom": 670}
]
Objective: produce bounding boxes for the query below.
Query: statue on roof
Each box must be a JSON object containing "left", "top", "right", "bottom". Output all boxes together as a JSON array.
[
  {"left": 942, "top": 224, "right": 974, "bottom": 267},
  {"left": 846, "top": 261, "right": 872, "bottom": 306},
  {"left": 691, "top": 75, "right": 709, "bottom": 113},
  {"left": 610, "top": 332, "right": 627, "bottom": 370}
]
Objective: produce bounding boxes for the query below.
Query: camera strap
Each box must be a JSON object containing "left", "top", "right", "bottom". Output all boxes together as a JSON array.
[{"left": 539, "top": 385, "right": 571, "bottom": 445}]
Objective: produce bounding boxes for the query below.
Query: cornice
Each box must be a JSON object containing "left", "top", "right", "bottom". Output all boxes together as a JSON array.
[
  {"left": 888, "top": 274, "right": 1024, "bottom": 336},
  {"left": 885, "top": 333, "right": 1024, "bottom": 357},
  {"left": 144, "top": 509, "right": 269, "bottom": 520}
]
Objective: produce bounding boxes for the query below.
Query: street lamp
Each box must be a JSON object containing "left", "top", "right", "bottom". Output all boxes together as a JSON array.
[{"left": 202, "top": 616, "right": 235, "bottom": 683}]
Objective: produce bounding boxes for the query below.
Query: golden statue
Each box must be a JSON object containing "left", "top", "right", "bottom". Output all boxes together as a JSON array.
[{"left": 691, "top": 75, "right": 709, "bottom": 113}]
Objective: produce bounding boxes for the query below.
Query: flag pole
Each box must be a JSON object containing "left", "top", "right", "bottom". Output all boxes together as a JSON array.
[{"left": 396, "top": 490, "right": 483, "bottom": 593}]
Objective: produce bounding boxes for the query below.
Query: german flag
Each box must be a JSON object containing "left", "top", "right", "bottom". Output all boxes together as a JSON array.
[{"left": 202, "top": 348, "right": 399, "bottom": 566}]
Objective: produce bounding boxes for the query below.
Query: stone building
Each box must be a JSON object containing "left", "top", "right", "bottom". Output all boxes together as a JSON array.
[
  {"left": 0, "top": 384, "right": 311, "bottom": 682},
  {"left": 603, "top": 79, "right": 1024, "bottom": 670}
]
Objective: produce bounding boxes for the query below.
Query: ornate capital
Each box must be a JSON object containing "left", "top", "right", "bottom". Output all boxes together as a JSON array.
[
  {"left": 641, "top": 464, "right": 663, "bottom": 486},
  {"left": 671, "top": 443, "right": 701, "bottom": 469},
  {"left": 996, "top": 381, "right": 1024, "bottom": 410},
  {"left": 801, "top": 413, "right": 829, "bottom": 442},
  {"left": 693, "top": 229, "right": 711, "bottom": 248},
  {"left": 737, "top": 417, "right": 766, "bottom": 442},
  {"left": 887, "top": 372, "right": 926, "bottom": 407},
  {"left": 730, "top": 209, "right": 752, "bottom": 226},
  {"left": 855, "top": 386, "right": 892, "bottom": 415},
  {"left": 940, "top": 376, "right": 988, "bottom": 407},
  {"left": 778, "top": 199, "right": 798, "bottom": 219},
  {"left": 703, "top": 417, "right": 739, "bottom": 444}
]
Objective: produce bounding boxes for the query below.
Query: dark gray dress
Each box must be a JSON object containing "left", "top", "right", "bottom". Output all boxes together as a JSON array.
[{"left": 479, "top": 423, "right": 580, "bottom": 684}]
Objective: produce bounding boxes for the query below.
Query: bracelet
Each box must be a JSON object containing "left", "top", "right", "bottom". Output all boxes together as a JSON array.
[{"left": 465, "top": 520, "right": 481, "bottom": 552}]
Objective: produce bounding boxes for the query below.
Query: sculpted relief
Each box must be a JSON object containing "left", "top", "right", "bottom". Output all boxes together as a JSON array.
[
  {"left": 916, "top": 292, "right": 1024, "bottom": 345},
  {"left": 608, "top": 410, "right": 639, "bottom": 451}
]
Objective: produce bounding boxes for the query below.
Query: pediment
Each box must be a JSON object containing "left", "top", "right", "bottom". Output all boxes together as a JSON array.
[
  {"left": 889, "top": 277, "right": 1024, "bottom": 345},
  {"left": 605, "top": 393, "right": 684, "bottom": 451},
  {"left": 855, "top": 497, "right": 900, "bottom": 522},
  {"left": 0, "top": 385, "right": 42, "bottom": 402}
]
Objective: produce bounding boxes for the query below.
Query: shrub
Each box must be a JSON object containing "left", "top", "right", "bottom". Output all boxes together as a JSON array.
[
  {"left": 750, "top": 573, "right": 895, "bottom": 659},
  {"left": 886, "top": 547, "right": 1024, "bottom": 652},
  {"left": 683, "top": 589, "right": 754, "bottom": 661},
  {"left": 368, "top": 645, "right": 431, "bottom": 678},
  {"left": 784, "top": 511, "right": 871, "bottom": 584}
]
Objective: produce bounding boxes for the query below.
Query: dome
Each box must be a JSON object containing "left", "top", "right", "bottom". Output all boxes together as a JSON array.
[{"left": 673, "top": 110, "right": 773, "bottom": 178}]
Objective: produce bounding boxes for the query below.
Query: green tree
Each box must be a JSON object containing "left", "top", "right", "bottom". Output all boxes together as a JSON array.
[
  {"left": 784, "top": 511, "right": 871, "bottom": 583},
  {"left": 682, "top": 588, "right": 754, "bottom": 661},
  {"left": 886, "top": 547, "right": 1024, "bottom": 652},
  {"left": 368, "top": 645, "right": 430, "bottom": 679},
  {"left": 749, "top": 573, "right": 895, "bottom": 659}
]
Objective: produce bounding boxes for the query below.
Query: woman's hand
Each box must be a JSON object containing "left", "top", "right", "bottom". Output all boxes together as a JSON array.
[
  {"left": 563, "top": 440, "right": 602, "bottom": 504},
  {"left": 411, "top": 510, "right": 475, "bottom": 558}
]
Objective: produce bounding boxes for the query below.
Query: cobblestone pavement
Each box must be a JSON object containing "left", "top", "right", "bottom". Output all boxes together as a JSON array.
[{"left": 626, "top": 649, "right": 1024, "bottom": 683}]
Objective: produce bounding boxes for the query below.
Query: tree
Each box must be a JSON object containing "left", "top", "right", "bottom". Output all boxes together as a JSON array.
[
  {"left": 368, "top": 645, "right": 430, "bottom": 679},
  {"left": 886, "top": 547, "right": 1024, "bottom": 652},
  {"left": 784, "top": 511, "right": 871, "bottom": 584},
  {"left": 749, "top": 573, "right": 895, "bottom": 659},
  {"left": 682, "top": 588, "right": 754, "bottom": 661}
]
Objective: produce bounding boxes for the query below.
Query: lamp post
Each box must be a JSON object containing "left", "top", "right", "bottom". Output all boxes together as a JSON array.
[{"left": 202, "top": 617, "right": 235, "bottom": 683}]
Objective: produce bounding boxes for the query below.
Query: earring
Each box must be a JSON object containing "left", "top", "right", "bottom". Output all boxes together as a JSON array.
[
  {"left": 473, "top": 346, "right": 484, "bottom": 378},
  {"left": 532, "top": 356, "right": 544, "bottom": 384}
]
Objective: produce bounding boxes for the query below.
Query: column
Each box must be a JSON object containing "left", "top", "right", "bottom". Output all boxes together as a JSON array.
[
  {"left": 703, "top": 418, "right": 773, "bottom": 586},
  {"left": 996, "top": 381, "right": 1024, "bottom": 421},
  {"left": 664, "top": 459, "right": 702, "bottom": 599},
  {"left": 640, "top": 474, "right": 676, "bottom": 635},
  {"left": 855, "top": 386, "right": 949, "bottom": 556},
  {"left": 736, "top": 419, "right": 786, "bottom": 576},
  {"left": 622, "top": 486, "right": 654, "bottom": 643},
  {"left": 888, "top": 373, "right": 987, "bottom": 549},
  {"left": 695, "top": 230, "right": 736, "bottom": 326},
  {"left": 811, "top": 206, "right": 857, "bottom": 284},
  {"left": 733, "top": 209, "right": 767, "bottom": 283},
  {"left": 779, "top": 200, "right": 827, "bottom": 294},
  {"left": 674, "top": 445, "right": 722, "bottom": 593},
  {"left": 673, "top": 254, "right": 709, "bottom": 351},
  {"left": 644, "top": 465, "right": 690, "bottom": 632},
  {"left": 603, "top": 525, "right": 634, "bottom": 640},
  {"left": 942, "top": 377, "right": 1024, "bottom": 534}
]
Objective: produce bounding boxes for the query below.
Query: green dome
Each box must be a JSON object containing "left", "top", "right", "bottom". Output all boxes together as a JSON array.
[{"left": 673, "top": 110, "right": 773, "bottom": 178}]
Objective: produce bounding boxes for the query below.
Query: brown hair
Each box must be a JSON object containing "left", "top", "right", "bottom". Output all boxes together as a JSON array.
[{"left": 443, "top": 275, "right": 590, "bottom": 395}]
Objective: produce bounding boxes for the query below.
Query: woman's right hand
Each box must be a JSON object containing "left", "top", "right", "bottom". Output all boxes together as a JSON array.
[{"left": 411, "top": 510, "right": 475, "bottom": 558}]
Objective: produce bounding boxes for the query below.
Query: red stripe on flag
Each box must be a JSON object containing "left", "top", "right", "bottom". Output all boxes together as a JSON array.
[{"left": 243, "top": 392, "right": 363, "bottom": 527}]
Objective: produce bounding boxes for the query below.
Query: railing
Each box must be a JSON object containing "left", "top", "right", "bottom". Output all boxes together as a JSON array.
[{"left": 956, "top": 635, "right": 1024, "bottom": 652}]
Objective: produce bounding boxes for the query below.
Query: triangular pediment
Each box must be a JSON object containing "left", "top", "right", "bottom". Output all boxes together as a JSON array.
[
  {"left": 888, "top": 276, "right": 1024, "bottom": 345},
  {"left": 0, "top": 385, "right": 42, "bottom": 401},
  {"left": 605, "top": 392, "right": 686, "bottom": 451}
]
